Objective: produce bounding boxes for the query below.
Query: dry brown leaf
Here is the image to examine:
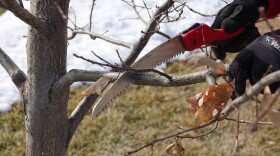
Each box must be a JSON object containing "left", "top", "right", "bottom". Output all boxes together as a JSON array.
[
  {"left": 186, "top": 82, "right": 234, "bottom": 126},
  {"left": 81, "top": 77, "right": 111, "bottom": 96},
  {"left": 162, "top": 140, "right": 185, "bottom": 156}
]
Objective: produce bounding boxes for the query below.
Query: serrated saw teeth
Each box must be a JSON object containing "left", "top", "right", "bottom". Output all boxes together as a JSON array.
[
  {"left": 92, "top": 36, "right": 186, "bottom": 118},
  {"left": 92, "top": 82, "right": 131, "bottom": 118}
]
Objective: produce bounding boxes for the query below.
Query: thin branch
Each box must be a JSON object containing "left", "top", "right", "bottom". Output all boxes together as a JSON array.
[
  {"left": 124, "top": 0, "right": 175, "bottom": 66},
  {"left": 220, "top": 0, "right": 229, "bottom": 4},
  {"left": 220, "top": 71, "right": 280, "bottom": 118},
  {"left": 250, "top": 88, "right": 280, "bottom": 132},
  {"left": 231, "top": 108, "right": 240, "bottom": 156},
  {"left": 160, "top": 2, "right": 186, "bottom": 23},
  {"left": 225, "top": 118, "right": 273, "bottom": 125},
  {"left": 0, "top": 48, "right": 26, "bottom": 90},
  {"left": 68, "top": 30, "right": 132, "bottom": 49},
  {"left": 73, "top": 53, "right": 173, "bottom": 80},
  {"left": 125, "top": 119, "right": 217, "bottom": 156},
  {"left": 121, "top": 0, "right": 148, "bottom": 24},
  {"left": 156, "top": 30, "right": 171, "bottom": 39},
  {"left": 0, "top": 0, "right": 48, "bottom": 33},
  {"left": 67, "top": 94, "right": 99, "bottom": 144},
  {"left": 178, "top": 121, "right": 218, "bottom": 139},
  {"left": 89, "top": 0, "right": 97, "bottom": 31}
]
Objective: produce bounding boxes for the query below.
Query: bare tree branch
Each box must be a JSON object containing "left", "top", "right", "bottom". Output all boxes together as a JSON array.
[
  {"left": 225, "top": 117, "right": 273, "bottom": 125},
  {"left": 178, "top": 121, "right": 218, "bottom": 139},
  {"left": 0, "top": 0, "right": 48, "bottom": 33},
  {"left": 205, "top": 73, "right": 217, "bottom": 86},
  {"left": 250, "top": 88, "right": 280, "bottom": 131},
  {"left": 54, "top": 66, "right": 225, "bottom": 95},
  {"left": 89, "top": 0, "right": 97, "bottom": 31},
  {"left": 220, "top": 71, "right": 280, "bottom": 118},
  {"left": 124, "top": 0, "right": 175, "bottom": 66},
  {"left": 68, "top": 30, "right": 133, "bottom": 49},
  {"left": 53, "top": 70, "right": 116, "bottom": 92},
  {"left": 0, "top": 48, "right": 26, "bottom": 90},
  {"left": 67, "top": 94, "right": 99, "bottom": 144}
]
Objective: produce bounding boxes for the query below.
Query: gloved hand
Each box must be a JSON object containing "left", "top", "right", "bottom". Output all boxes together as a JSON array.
[
  {"left": 228, "top": 30, "right": 280, "bottom": 98},
  {"left": 211, "top": 0, "right": 269, "bottom": 60}
]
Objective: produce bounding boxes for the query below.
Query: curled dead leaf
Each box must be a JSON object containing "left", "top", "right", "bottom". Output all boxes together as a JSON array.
[
  {"left": 162, "top": 140, "right": 184, "bottom": 156},
  {"left": 186, "top": 82, "right": 234, "bottom": 126}
]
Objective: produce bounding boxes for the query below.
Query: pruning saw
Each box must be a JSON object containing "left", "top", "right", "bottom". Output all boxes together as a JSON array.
[{"left": 91, "top": 23, "right": 244, "bottom": 118}]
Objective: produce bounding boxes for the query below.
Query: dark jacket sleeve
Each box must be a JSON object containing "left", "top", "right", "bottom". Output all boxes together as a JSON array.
[{"left": 266, "top": 0, "right": 280, "bottom": 18}]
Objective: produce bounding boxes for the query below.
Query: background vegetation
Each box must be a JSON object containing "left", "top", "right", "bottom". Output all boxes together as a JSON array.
[
  {"left": 0, "top": 11, "right": 279, "bottom": 156},
  {"left": 0, "top": 8, "right": 4, "bottom": 15}
]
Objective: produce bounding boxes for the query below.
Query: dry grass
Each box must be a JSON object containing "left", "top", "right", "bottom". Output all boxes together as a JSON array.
[
  {"left": 0, "top": 8, "right": 5, "bottom": 15},
  {"left": 1, "top": 61, "right": 279, "bottom": 156},
  {"left": 0, "top": 18, "right": 279, "bottom": 156}
]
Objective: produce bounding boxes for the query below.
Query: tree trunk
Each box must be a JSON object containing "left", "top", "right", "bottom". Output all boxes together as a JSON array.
[{"left": 25, "top": 0, "right": 69, "bottom": 155}]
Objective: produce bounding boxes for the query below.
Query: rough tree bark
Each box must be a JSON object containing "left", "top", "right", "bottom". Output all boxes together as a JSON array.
[{"left": 25, "top": 0, "right": 69, "bottom": 155}]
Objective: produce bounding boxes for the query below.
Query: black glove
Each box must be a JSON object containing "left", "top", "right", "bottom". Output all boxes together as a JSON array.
[
  {"left": 228, "top": 30, "right": 280, "bottom": 98},
  {"left": 211, "top": 0, "right": 269, "bottom": 60}
]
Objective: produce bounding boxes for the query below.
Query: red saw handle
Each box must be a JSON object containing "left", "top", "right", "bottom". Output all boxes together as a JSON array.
[{"left": 180, "top": 23, "right": 245, "bottom": 51}]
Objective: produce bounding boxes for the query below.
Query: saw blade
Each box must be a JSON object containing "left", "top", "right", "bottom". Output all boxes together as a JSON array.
[{"left": 92, "top": 36, "right": 185, "bottom": 118}]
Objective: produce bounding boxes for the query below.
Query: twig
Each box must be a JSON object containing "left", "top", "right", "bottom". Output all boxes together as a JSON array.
[
  {"left": 73, "top": 54, "right": 173, "bottom": 81},
  {"left": 231, "top": 108, "right": 240, "bottom": 156},
  {"left": 142, "top": 0, "right": 151, "bottom": 19},
  {"left": 125, "top": 119, "right": 217, "bottom": 156},
  {"left": 123, "top": 0, "right": 175, "bottom": 66},
  {"left": 160, "top": 2, "right": 186, "bottom": 23},
  {"left": 68, "top": 30, "right": 133, "bottom": 49},
  {"left": 91, "top": 51, "right": 113, "bottom": 66},
  {"left": 116, "top": 50, "right": 129, "bottom": 68},
  {"left": 156, "top": 30, "right": 171, "bottom": 39},
  {"left": 178, "top": 121, "right": 218, "bottom": 139},
  {"left": 250, "top": 88, "right": 280, "bottom": 132},
  {"left": 225, "top": 118, "right": 273, "bottom": 125},
  {"left": 220, "top": 0, "right": 229, "bottom": 4},
  {"left": 89, "top": 0, "right": 97, "bottom": 31},
  {"left": 68, "top": 94, "right": 99, "bottom": 144}
]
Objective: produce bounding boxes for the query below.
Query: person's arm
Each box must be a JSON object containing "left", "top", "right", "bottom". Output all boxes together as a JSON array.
[{"left": 229, "top": 30, "right": 280, "bottom": 97}]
